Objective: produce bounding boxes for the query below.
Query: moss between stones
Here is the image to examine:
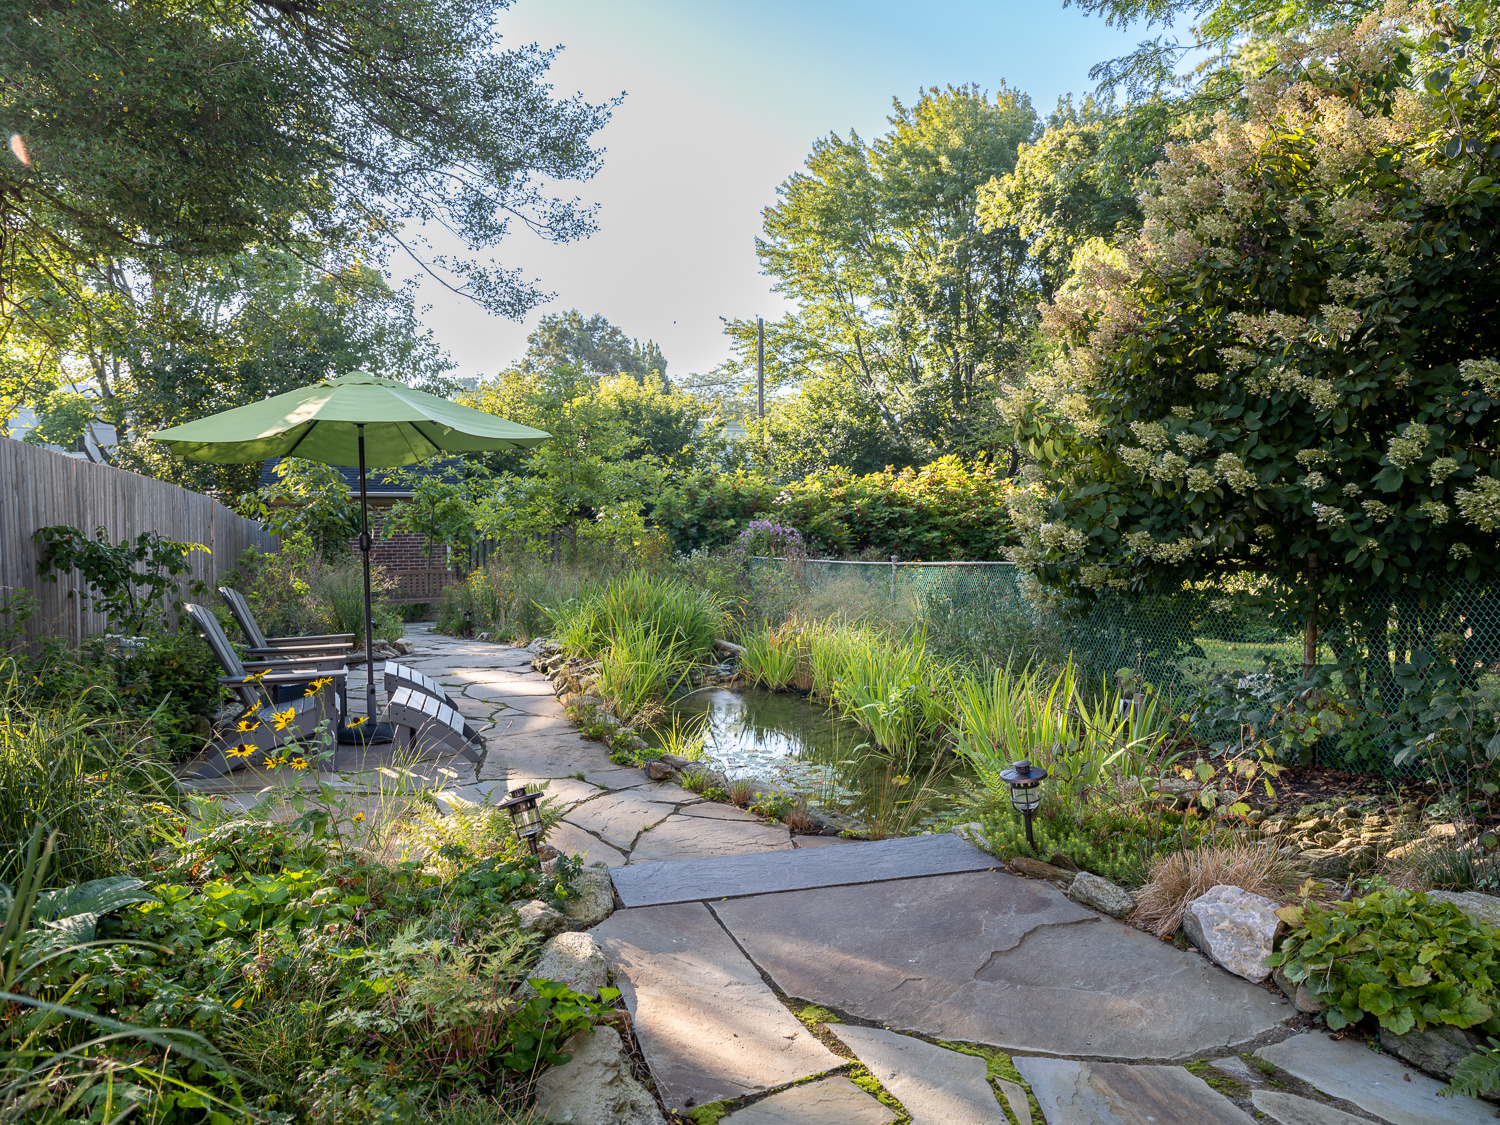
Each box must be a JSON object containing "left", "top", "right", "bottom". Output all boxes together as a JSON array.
[
  {"left": 847, "top": 1064, "right": 912, "bottom": 1124},
  {"left": 796, "top": 1004, "right": 842, "bottom": 1028},
  {"left": 687, "top": 1102, "right": 730, "bottom": 1124},
  {"left": 935, "top": 1040, "right": 1044, "bottom": 1125},
  {"left": 1185, "top": 1059, "right": 1249, "bottom": 1100}
]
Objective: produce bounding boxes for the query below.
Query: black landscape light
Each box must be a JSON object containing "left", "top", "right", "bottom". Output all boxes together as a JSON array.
[
  {"left": 498, "top": 786, "right": 545, "bottom": 855},
  {"left": 999, "top": 759, "right": 1048, "bottom": 851}
]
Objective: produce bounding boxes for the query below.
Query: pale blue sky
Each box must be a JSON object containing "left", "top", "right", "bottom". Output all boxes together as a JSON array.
[{"left": 403, "top": 0, "right": 1173, "bottom": 383}]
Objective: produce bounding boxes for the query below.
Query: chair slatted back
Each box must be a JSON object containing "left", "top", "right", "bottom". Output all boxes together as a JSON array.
[
  {"left": 220, "top": 587, "right": 270, "bottom": 650},
  {"left": 185, "top": 604, "right": 258, "bottom": 711}
]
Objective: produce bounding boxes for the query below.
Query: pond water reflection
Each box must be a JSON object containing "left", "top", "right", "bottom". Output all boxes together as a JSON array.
[{"left": 661, "top": 686, "right": 970, "bottom": 823}]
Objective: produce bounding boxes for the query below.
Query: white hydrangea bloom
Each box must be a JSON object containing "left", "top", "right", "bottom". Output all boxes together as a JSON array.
[
  {"left": 1419, "top": 500, "right": 1450, "bottom": 525},
  {"left": 1303, "top": 471, "right": 1328, "bottom": 491},
  {"left": 1456, "top": 479, "right": 1500, "bottom": 531},
  {"left": 1386, "top": 423, "right": 1430, "bottom": 470},
  {"left": 1361, "top": 499, "right": 1394, "bottom": 522},
  {"left": 1342, "top": 483, "right": 1362, "bottom": 498},
  {"left": 1214, "top": 453, "right": 1257, "bottom": 493},
  {"left": 1151, "top": 453, "right": 1189, "bottom": 481},
  {"left": 1128, "top": 420, "right": 1170, "bottom": 451},
  {"left": 1313, "top": 503, "right": 1347, "bottom": 528},
  {"left": 1430, "top": 457, "right": 1459, "bottom": 485},
  {"left": 1120, "top": 447, "right": 1153, "bottom": 474}
]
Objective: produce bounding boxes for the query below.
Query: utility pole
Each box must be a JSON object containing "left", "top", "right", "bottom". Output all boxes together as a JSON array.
[{"left": 756, "top": 316, "right": 765, "bottom": 420}]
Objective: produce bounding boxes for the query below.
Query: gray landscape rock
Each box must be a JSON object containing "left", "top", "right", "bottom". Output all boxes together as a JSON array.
[
  {"left": 950, "top": 822, "right": 993, "bottom": 853},
  {"left": 515, "top": 899, "right": 569, "bottom": 937},
  {"left": 562, "top": 859, "right": 615, "bottom": 926},
  {"left": 527, "top": 931, "right": 608, "bottom": 998},
  {"left": 1183, "top": 884, "right": 1282, "bottom": 983},
  {"left": 1425, "top": 889, "right": 1500, "bottom": 931},
  {"left": 1070, "top": 871, "right": 1135, "bottom": 918},
  {"left": 1379, "top": 1023, "right": 1483, "bottom": 1080},
  {"left": 1251, "top": 1090, "right": 1371, "bottom": 1125},
  {"left": 643, "top": 759, "right": 675, "bottom": 781},
  {"left": 1013, "top": 1057, "right": 1253, "bottom": 1124},
  {"left": 1256, "top": 1033, "right": 1497, "bottom": 1125},
  {"left": 531, "top": 1025, "right": 664, "bottom": 1125},
  {"left": 721, "top": 1077, "right": 896, "bottom": 1125},
  {"left": 829, "top": 1024, "right": 1004, "bottom": 1125},
  {"left": 592, "top": 901, "right": 840, "bottom": 1112}
]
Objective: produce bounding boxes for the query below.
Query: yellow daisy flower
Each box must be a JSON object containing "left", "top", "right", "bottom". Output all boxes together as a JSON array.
[
  {"left": 352, "top": 812, "right": 366, "bottom": 823},
  {"left": 226, "top": 743, "right": 256, "bottom": 759},
  {"left": 289, "top": 757, "right": 309, "bottom": 770},
  {"left": 236, "top": 719, "right": 262, "bottom": 733},
  {"left": 263, "top": 754, "right": 287, "bottom": 769},
  {"left": 271, "top": 707, "right": 297, "bottom": 731}
]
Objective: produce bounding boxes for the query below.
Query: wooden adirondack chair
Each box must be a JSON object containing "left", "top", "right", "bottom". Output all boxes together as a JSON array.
[
  {"left": 220, "top": 586, "right": 355, "bottom": 659},
  {"left": 185, "top": 604, "right": 348, "bottom": 779}
]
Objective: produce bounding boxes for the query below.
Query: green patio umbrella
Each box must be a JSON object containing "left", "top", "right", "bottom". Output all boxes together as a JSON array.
[{"left": 153, "top": 371, "right": 549, "bottom": 742}]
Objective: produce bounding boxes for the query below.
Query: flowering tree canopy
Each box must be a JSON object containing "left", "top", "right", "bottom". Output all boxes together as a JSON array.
[{"left": 1007, "top": 4, "right": 1500, "bottom": 610}]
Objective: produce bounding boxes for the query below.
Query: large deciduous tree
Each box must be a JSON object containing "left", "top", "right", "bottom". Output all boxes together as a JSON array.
[
  {"left": 1007, "top": 4, "right": 1500, "bottom": 697},
  {"left": 520, "top": 310, "right": 669, "bottom": 389},
  {"left": 723, "top": 84, "right": 1039, "bottom": 468},
  {"left": 0, "top": 0, "right": 612, "bottom": 441}
]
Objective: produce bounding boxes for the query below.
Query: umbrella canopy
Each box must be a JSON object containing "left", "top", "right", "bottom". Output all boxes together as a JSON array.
[
  {"left": 152, "top": 370, "right": 548, "bottom": 465},
  {"left": 152, "top": 371, "right": 549, "bottom": 754}
]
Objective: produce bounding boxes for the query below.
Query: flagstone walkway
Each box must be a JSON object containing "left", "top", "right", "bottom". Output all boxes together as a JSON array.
[{"left": 182, "top": 626, "right": 1500, "bottom": 1125}]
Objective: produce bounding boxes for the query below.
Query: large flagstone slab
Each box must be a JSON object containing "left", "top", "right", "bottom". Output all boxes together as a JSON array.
[
  {"left": 1256, "top": 1034, "right": 1496, "bottom": 1125},
  {"left": 544, "top": 821, "right": 628, "bottom": 867},
  {"left": 711, "top": 871, "right": 1290, "bottom": 1059},
  {"left": 1013, "top": 1057, "right": 1253, "bottom": 1125},
  {"left": 830, "top": 1025, "right": 1005, "bottom": 1125},
  {"left": 562, "top": 790, "right": 682, "bottom": 851},
  {"left": 625, "top": 814, "right": 792, "bottom": 864},
  {"left": 611, "top": 833, "right": 997, "bottom": 907},
  {"left": 592, "top": 902, "right": 841, "bottom": 1112}
]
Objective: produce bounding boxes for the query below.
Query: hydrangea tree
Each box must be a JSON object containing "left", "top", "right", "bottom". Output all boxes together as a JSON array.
[{"left": 1006, "top": 3, "right": 1500, "bottom": 706}]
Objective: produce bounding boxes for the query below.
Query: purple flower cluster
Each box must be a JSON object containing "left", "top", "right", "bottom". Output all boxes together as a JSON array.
[{"left": 738, "top": 520, "right": 805, "bottom": 554}]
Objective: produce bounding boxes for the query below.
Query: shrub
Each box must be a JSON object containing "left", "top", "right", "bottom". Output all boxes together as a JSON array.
[
  {"left": 1132, "top": 843, "right": 1302, "bottom": 938},
  {"left": 1269, "top": 889, "right": 1500, "bottom": 1036}
]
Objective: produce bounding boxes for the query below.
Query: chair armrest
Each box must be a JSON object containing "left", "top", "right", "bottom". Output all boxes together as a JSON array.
[
  {"left": 266, "top": 633, "right": 358, "bottom": 645},
  {"left": 220, "top": 672, "right": 344, "bottom": 688},
  {"left": 243, "top": 656, "right": 348, "bottom": 672}
]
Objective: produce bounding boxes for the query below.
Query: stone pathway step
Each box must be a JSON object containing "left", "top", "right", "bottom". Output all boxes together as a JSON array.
[
  {"left": 829, "top": 1025, "right": 1006, "bottom": 1125},
  {"left": 591, "top": 901, "right": 840, "bottom": 1113},
  {"left": 609, "top": 832, "right": 999, "bottom": 907},
  {"left": 1256, "top": 1034, "right": 1496, "bottom": 1125},
  {"left": 1014, "top": 1057, "right": 1254, "bottom": 1124}
]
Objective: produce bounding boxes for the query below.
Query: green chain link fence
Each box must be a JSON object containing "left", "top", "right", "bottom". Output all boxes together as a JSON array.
[{"left": 750, "top": 556, "right": 1500, "bottom": 779}]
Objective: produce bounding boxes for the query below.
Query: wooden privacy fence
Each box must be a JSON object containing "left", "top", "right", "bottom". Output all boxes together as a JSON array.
[{"left": 0, "top": 437, "right": 277, "bottom": 648}]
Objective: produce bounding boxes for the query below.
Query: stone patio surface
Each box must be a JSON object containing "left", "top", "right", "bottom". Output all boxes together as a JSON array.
[{"left": 179, "top": 625, "right": 1500, "bottom": 1125}]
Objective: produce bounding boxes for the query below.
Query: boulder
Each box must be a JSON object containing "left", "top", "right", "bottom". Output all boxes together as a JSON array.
[
  {"left": 1379, "top": 1023, "right": 1484, "bottom": 1080},
  {"left": 526, "top": 931, "right": 608, "bottom": 998},
  {"left": 1425, "top": 890, "right": 1500, "bottom": 932},
  {"left": 1069, "top": 871, "right": 1135, "bottom": 919},
  {"left": 515, "top": 899, "right": 570, "bottom": 938},
  {"left": 532, "top": 1026, "right": 665, "bottom": 1125},
  {"left": 562, "top": 860, "right": 615, "bottom": 927},
  {"left": 713, "top": 639, "right": 747, "bottom": 658},
  {"left": 1182, "top": 884, "right": 1282, "bottom": 983},
  {"left": 643, "top": 759, "right": 675, "bottom": 782}
]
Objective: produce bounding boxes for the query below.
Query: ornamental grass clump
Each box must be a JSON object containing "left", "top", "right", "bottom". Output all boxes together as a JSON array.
[{"left": 1133, "top": 842, "right": 1302, "bottom": 938}]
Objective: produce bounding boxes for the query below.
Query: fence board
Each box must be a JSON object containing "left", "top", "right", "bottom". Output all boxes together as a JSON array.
[{"left": 0, "top": 437, "right": 276, "bottom": 647}]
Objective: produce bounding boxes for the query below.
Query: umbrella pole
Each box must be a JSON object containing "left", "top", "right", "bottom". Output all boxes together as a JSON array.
[{"left": 340, "top": 424, "right": 392, "bottom": 751}]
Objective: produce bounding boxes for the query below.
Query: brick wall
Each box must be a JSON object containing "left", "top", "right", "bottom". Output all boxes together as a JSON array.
[{"left": 349, "top": 507, "right": 449, "bottom": 572}]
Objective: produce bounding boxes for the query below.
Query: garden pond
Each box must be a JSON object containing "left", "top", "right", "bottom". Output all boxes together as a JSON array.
[{"left": 661, "top": 686, "right": 972, "bottom": 829}]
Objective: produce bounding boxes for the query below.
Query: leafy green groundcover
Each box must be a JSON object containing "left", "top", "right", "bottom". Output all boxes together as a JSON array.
[
  {"left": 1269, "top": 889, "right": 1500, "bottom": 1037},
  {"left": 14, "top": 822, "right": 614, "bottom": 1124}
]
